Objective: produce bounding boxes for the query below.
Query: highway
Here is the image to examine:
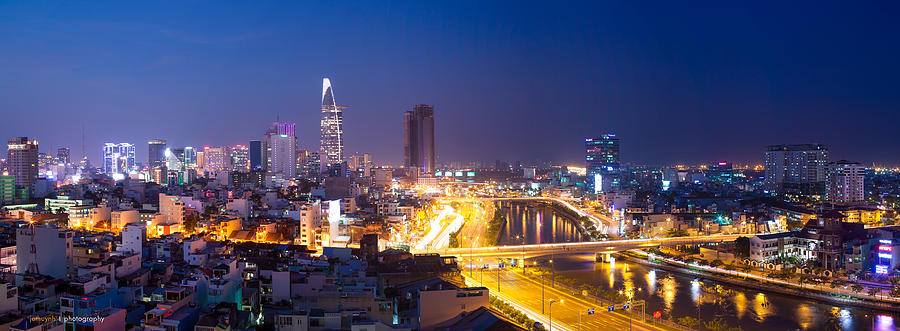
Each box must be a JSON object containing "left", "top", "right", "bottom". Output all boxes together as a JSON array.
[{"left": 467, "top": 268, "right": 669, "bottom": 331}]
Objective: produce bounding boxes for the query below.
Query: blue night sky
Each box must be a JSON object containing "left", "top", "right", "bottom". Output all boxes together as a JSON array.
[{"left": 2, "top": 1, "right": 899, "bottom": 167}]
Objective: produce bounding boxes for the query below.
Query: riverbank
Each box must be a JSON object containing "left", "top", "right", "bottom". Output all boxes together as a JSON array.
[{"left": 617, "top": 251, "right": 900, "bottom": 312}]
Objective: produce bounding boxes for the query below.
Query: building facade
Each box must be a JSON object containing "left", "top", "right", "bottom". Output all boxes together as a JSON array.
[
  {"left": 102, "top": 143, "right": 136, "bottom": 175},
  {"left": 249, "top": 140, "right": 264, "bottom": 171},
  {"left": 6, "top": 137, "right": 39, "bottom": 187},
  {"left": 266, "top": 122, "right": 298, "bottom": 179},
  {"left": 403, "top": 104, "right": 436, "bottom": 175},
  {"left": 320, "top": 77, "right": 345, "bottom": 167},
  {"left": 764, "top": 144, "right": 828, "bottom": 196},
  {"left": 824, "top": 160, "right": 865, "bottom": 205},
  {"left": 586, "top": 134, "right": 620, "bottom": 193},
  {"left": 229, "top": 145, "right": 249, "bottom": 172}
]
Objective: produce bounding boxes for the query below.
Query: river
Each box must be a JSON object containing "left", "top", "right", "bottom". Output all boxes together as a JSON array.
[{"left": 496, "top": 200, "right": 899, "bottom": 331}]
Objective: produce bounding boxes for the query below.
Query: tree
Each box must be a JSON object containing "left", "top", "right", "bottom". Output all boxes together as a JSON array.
[
  {"left": 704, "top": 318, "right": 729, "bottom": 331},
  {"left": 890, "top": 276, "right": 900, "bottom": 287},
  {"left": 677, "top": 316, "right": 699, "bottom": 328},
  {"left": 889, "top": 286, "right": 900, "bottom": 299},
  {"left": 867, "top": 286, "right": 879, "bottom": 298},
  {"left": 578, "top": 284, "right": 593, "bottom": 296},
  {"left": 710, "top": 259, "right": 724, "bottom": 268},
  {"left": 830, "top": 278, "right": 847, "bottom": 288},
  {"left": 850, "top": 283, "right": 864, "bottom": 294},
  {"left": 183, "top": 213, "right": 200, "bottom": 234}
]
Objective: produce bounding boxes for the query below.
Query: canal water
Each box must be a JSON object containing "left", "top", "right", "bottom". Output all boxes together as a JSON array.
[{"left": 496, "top": 200, "right": 899, "bottom": 331}]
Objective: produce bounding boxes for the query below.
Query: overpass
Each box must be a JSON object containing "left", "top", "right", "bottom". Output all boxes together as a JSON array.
[
  {"left": 413, "top": 234, "right": 749, "bottom": 259},
  {"left": 451, "top": 196, "right": 617, "bottom": 234}
]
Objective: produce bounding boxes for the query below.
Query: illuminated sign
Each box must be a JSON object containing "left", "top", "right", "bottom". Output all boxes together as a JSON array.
[
  {"left": 467, "top": 172, "right": 475, "bottom": 177},
  {"left": 879, "top": 253, "right": 893, "bottom": 259},
  {"left": 880, "top": 239, "right": 892, "bottom": 244},
  {"left": 879, "top": 246, "right": 892, "bottom": 252},
  {"left": 594, "top": 174, "right": 602, "bottom": 194},
  {"left": 435, "top": 171, "right": 442, "bottom": 176},
  {"left": 455, "top": 171, "right": 463, "bottom": 177},
  {"left": 876, "top": 265, "right": 889, "bottom": 274},
  {"left": 444, "top": 171, "right": 453, "bottom": 177}
]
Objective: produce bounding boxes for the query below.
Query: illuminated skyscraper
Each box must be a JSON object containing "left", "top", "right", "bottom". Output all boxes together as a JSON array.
[
  {"left": 167, "top": 148, "right": 185, "bottom": 170},
  {"left": 148, "top": 140, "right": 167, "bottom": 184},
  {"left": 6, "top": 137, "right": 39, "bottom": 187},
  {"left": 403, "top": 104, "right": 435, "bottom": 174},
  {"left": 148, "top": 139, "right": 166, "bottom": 168},
  {"left": 229, "top": 145, "right": 249, "bottom": 172},
  {"left": 320, "top": 78, "right": 345, "bottom": 167},
  {"left": 585, "top": 134, "right": 620, "bottom": 193},
  {"left": 203, "top": 147, "right": 227, "bottom": 173},
  {"left": 56, "top": 147, "right": 70, "bottom": 164},
  {"left": 266, "top": 122, "right": 298, "bottom": 178},
  {"left": 102, "top": 143, "right": 135, "bottom": 176},
  {"left": 183, "top": 146, "right": 197, "bottom": 167}
]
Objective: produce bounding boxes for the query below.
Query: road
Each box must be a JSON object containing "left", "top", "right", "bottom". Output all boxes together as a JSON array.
[{"left": 467, "top": 268, "right": 670, "bottom": 331}]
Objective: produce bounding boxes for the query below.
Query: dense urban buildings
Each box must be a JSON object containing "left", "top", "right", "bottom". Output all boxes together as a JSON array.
[
  {"left": 403, "top": 104, "right": 436, "bottom": 175},
  {"left": 320, "top": 77, "right": 345, "bottom": 167}
]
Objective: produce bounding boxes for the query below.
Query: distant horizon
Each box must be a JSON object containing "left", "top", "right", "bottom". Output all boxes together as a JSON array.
[{"left": 5, "top": 133, "right": 898, "bottom": 170}]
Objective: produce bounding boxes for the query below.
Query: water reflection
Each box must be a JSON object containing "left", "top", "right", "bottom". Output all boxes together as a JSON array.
[
  {"left": 658, "top": 275, "right": 677, "bottom": 313},
  {"left": 733, "top": 292, "right": 747, "bottom": 319},
  {"left": 690, "top": 279, "right": 700, "bottom": 304},
  {"left": 497, "top": 200, "right": 586, "bottom": 245},
  {"left": 753, "top": 292, "right": 772, "bottom": 322},
  {"left": 875, "top": 315, "right": 895, "bottom": 331},
  {"left": 646, "top": 270, "right": 657, "bottom": 294},
  {"left": 795, "top": 304, "right": 814, "bottom": 330},
  {"left": 499, "top": 200, "right": 898, "bottom": 330}
]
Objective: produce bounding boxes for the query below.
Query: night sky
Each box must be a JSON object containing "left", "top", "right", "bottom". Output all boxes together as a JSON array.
[{"left": 2, "top": 1, "right": 900, "bottom": 167}]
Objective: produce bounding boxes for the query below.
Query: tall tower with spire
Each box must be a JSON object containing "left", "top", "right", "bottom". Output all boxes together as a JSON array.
[{"left": 320, "top": 77, "right": 346, "bottom": 167}]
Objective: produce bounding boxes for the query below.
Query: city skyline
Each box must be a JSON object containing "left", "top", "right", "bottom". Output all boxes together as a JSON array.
[
  {"left": 3, "top": 2, "right": 900, "bottom": 166},
  {"left": 2, "top": 3, "right": 900, "bottom": 330}
]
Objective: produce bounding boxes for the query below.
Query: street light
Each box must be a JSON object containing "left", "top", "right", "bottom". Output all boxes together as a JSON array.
[
  {"left": 538, "top": 261, "right": 545, "bottom": 314},
  {"left": 549, "top": 259, "right": 554, "bottom": 287},
  {"left": 548, "top": 299, "right": 562, "bottom": 331}
]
